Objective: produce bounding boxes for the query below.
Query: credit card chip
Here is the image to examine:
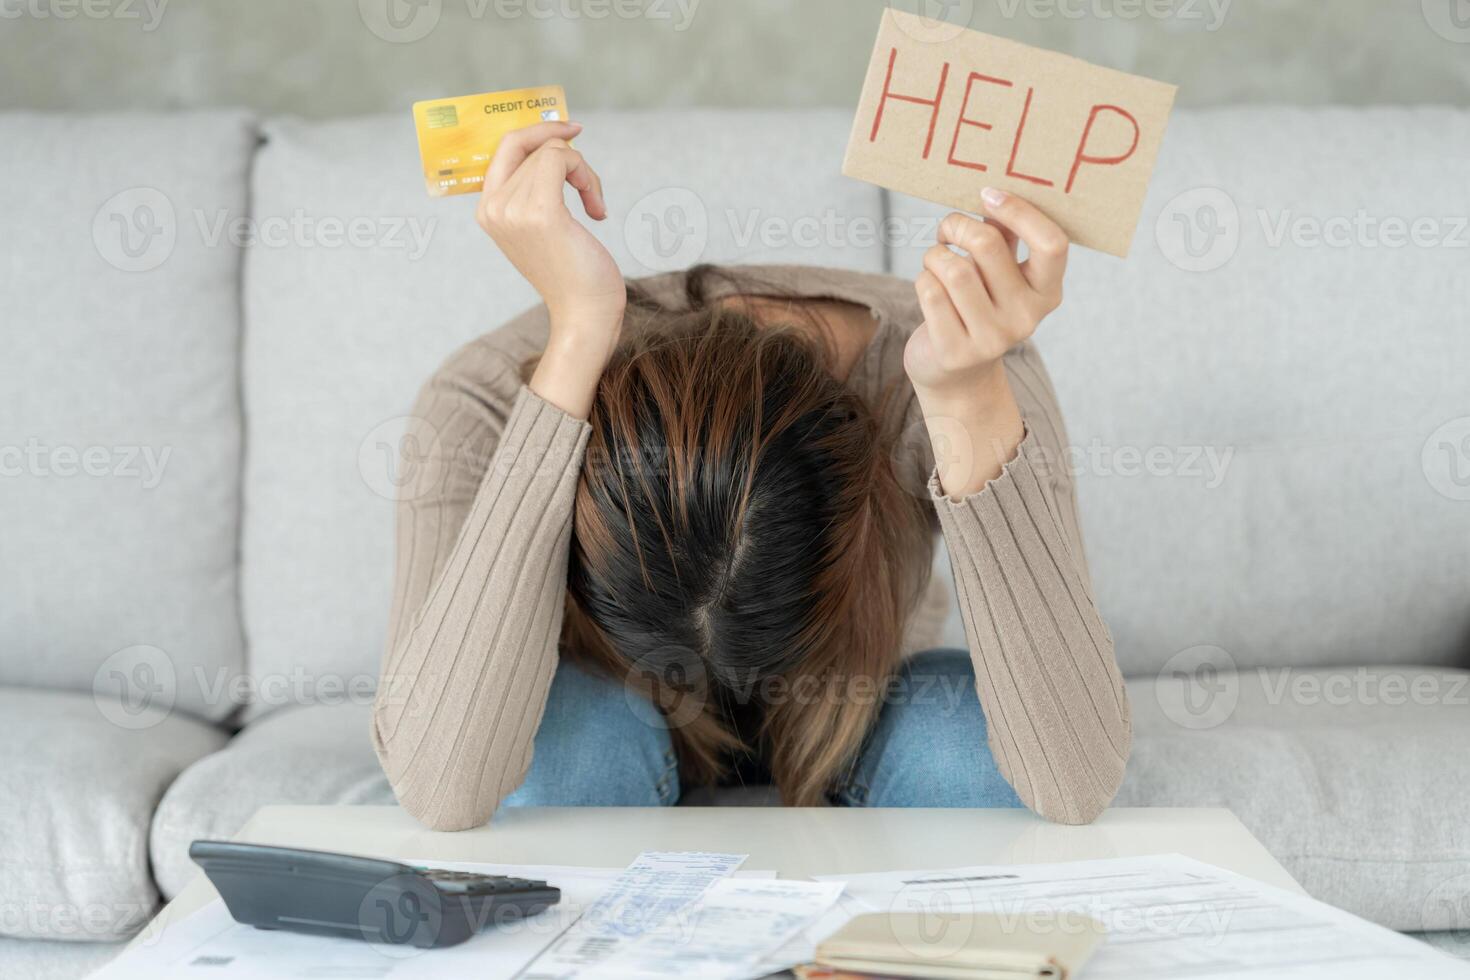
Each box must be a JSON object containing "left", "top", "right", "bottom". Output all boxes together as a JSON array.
[{"left": 425, "top": 105, "right": 459, "bottom": 129}]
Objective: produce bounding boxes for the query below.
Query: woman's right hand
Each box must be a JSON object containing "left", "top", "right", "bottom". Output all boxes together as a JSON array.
[{"left": 477, "top": 121, "right": 624, "bottom": 417}]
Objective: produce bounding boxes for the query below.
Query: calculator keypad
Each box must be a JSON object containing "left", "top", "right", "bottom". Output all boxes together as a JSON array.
[{"left": 420, "top": 870, "right": 545, "bottom": 894}]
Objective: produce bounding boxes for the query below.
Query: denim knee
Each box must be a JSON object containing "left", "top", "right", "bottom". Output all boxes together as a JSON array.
[
  {"left": 501, "top": 658, "right": 679, "bottom": 808},
  {"left": 835, "top": 648, "right": 1022, "bottom": 809}
]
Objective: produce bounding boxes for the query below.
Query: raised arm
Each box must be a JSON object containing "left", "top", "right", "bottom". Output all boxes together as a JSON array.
[
  {"left": 904, "top": 190, "right": 1131, "bottom": 824},
  {"left": 372, "top": 121, "right": 627, "bottom": 830}
]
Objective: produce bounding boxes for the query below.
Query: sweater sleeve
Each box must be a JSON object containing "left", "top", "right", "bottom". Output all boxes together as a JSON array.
[
  {"left": 372, "top": 365, "right": 591, "bottom": 832},
  {"left": 928, "top": 352, "right": 1132, "bottom": 825}
]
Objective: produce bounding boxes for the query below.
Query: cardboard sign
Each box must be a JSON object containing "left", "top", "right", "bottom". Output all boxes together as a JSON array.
[{"left": 844, "top": 9, "right": 1178, "bottom": 257}]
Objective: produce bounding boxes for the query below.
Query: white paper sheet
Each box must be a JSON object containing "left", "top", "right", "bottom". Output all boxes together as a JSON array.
[
  {"left": 815, "top": 854, "right": 1470, "bottom": 980},
  {"left": 595, "top": 877, "right": 846, "bottom": 979}
]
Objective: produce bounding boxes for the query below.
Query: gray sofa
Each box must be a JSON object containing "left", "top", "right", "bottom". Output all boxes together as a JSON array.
[{"left": 1, "top": 106, "right": 1467, "bottom": 979}]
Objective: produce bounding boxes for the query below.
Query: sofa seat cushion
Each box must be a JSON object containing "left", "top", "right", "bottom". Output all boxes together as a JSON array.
[
  {"left": 150, "top": 702, "right": 392, "bottom": 898},
  {"left": 0, "top": 688, "right": 227, "bottom": 942},
  {"left": 1120, "top": 665, "right": 1470, "bottom": 931}
]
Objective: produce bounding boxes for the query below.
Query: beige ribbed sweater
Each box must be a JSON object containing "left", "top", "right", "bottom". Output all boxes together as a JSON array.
[{"left": 372, "top": 265, "right": 1131, "bottom": 830}]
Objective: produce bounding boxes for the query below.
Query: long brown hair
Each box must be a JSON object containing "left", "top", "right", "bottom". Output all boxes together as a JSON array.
[{"left": 556, "top": 267, "right": 930, "bottom": 805}]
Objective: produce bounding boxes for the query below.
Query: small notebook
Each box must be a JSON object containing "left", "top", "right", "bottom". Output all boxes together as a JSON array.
[{"left": 812, "top": 911, "right": 1105, "bottom": 979}]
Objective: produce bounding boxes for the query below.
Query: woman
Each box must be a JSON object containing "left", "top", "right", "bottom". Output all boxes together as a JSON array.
[{"left": 372, "top": 120, "right": 1130, "bottom": 830}]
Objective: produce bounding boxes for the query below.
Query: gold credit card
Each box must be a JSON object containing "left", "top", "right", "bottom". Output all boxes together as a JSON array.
[{"left": 412, "top": 85, "right": 569, "bottom": 198}]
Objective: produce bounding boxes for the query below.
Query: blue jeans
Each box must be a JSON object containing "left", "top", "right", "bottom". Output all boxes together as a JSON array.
[{"left": 502, "top": 648, "right": 1023, "bottom": 809}]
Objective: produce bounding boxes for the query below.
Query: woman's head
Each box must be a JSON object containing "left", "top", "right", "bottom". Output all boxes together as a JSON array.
[{"left": 559, "top": 268, "right": 930, "bottom": 805}]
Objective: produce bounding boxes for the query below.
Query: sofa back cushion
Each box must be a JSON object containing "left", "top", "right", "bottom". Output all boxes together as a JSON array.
[
  {"left": 239, "top": 109, "right": 887, "bottom": 717},
  {"left": 0, "top": 112, "right": 253, "bottom": 721},
  {"left": 897, "top": 108, "right": 1470, "bottom": 675}
]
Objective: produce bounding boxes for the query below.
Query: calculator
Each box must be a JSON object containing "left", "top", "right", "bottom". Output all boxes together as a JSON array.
[{"left": 189, "top": 840, "right": 561, "bottom": 949}]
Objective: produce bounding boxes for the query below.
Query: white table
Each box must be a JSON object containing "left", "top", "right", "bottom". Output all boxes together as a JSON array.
[{"left": 133, "top": 804, "right": 1301, "bottom": 948}]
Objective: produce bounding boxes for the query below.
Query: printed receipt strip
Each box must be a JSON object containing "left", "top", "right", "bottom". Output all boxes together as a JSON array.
[{"left": 517, "top": 851, "right": 748, "bottom": 979}]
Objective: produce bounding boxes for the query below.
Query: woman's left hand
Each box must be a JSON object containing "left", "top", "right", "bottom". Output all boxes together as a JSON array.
[{"left": 903, "top": 189, "right": 1070, "bottom": 400}]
